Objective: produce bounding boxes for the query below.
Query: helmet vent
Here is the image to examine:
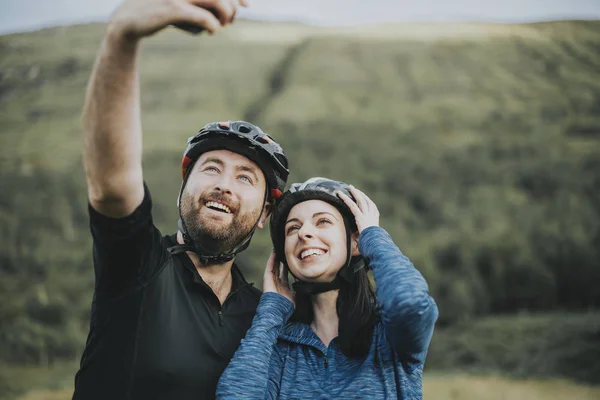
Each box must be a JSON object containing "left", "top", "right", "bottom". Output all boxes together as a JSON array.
[
  {"left": 275, "top": 153, "right": 289, "bottom": 169},
  {"left": 238, "top": 125, "right": 252, "bottom": 133}
]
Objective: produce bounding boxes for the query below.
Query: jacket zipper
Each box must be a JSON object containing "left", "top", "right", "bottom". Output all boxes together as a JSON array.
[{"left": 217, "top": 283, "right": 249, "bottom": 327}]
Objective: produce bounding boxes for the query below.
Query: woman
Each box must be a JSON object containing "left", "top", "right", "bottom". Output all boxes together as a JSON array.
[{"left": 217, "top": 177, "right": 438, "bottom": 399}]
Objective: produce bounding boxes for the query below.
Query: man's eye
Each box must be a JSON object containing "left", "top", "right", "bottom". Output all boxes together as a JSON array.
[
  {"left": 204, "top": 166, "right": 219, "bottom": 173},
  {"left": 239, "top": 175, "right": 252, "bottom": 183}
]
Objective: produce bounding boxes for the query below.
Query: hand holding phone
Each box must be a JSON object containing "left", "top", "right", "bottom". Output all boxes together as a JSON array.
[{"left": 109, "top": 0, "right": 246, "bottom": 39}]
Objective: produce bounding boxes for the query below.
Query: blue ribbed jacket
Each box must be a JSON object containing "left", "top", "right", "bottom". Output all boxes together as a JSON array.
[{"left": 216, "top": 226, "right": 438, "bottom": 399}]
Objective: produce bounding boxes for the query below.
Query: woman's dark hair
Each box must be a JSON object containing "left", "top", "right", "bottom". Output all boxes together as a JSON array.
[{"left": 291, "top": 266, "right": 377, "bottom": 358}]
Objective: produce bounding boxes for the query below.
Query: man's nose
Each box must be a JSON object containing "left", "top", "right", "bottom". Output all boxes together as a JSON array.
[{"left": 213, "top": 175, "right": 233, "bottom": 195}]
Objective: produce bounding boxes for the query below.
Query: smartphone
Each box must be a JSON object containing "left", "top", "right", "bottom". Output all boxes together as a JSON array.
[
  {"left": 172, "top": 22, "right": 205, "bottom": 34},
  {"left": 171, "top": 6, "right": 222, "bottom": 35}
]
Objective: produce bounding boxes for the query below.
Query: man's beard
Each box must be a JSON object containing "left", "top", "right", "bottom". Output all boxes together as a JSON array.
[{"left": 180, "top": 190, "right": 262, "bottom": 255}]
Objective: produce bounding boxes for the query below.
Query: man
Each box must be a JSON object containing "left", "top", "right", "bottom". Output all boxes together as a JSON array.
[{"left": 73, "top": 0, "right": 289, "bottom": 399}]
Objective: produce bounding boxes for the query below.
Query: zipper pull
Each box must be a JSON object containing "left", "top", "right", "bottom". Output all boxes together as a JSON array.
[
  {"left": 324, "top": 355, "right": 328, "bottom": 369},
  {"left": 218, "top": 310, "right": 224, "bottom": 326}
]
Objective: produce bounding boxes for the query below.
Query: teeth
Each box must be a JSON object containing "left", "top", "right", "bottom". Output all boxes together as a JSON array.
[
  {"left": 206, "top": 201, "right": 231, "bottom": 213},
  {"left": 300, "top": 248, "right": 325, "bottom": 260}
]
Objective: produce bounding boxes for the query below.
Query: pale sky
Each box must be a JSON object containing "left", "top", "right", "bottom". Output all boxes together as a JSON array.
[{"left": 1, "top": 0, "right": 600, "bottom": 35}]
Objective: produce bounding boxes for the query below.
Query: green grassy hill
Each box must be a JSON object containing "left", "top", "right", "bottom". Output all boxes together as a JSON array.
[{"left": 0, "top": 19, "right": 599, "bottom": 384}]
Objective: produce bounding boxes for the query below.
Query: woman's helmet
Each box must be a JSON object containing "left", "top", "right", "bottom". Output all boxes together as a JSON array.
[
  {"left": 269, "top": 177, "right": 366, "bottom": 294},
  {"left": 170, "top": 121, "right": 290, "bottom": 264}
]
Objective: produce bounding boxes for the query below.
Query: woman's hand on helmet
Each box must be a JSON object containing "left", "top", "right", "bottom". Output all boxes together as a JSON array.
[
  {"left": 108, "top": 0, "right": 247, "bottom": 39},
  {"left": 263, "top": 250, "right": 296, "bottom": 307},
  {"left": 337, "top": 185, "right": 380, "bottom": 234}
]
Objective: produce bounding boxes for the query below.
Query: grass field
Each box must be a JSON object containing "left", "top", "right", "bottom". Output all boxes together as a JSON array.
[
  {"left": 2, "top": 313, "right": 598, "bottom": 399},
  {"left": 2, "top": 362, "right": 600, "bottom": 400},
  {"left": 8, "top": 373, "right": 600, "bottom": 400},
  {"left": 424, "top": 375, "right": 600, "bottom": 400}
]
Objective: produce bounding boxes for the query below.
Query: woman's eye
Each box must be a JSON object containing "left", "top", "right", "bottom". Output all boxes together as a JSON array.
[
  {"left": 317, "top": 219, "right": 332, "bottom": 226},
  {"left": 286, "top": 226, "right": 299, "bottom": 235}
]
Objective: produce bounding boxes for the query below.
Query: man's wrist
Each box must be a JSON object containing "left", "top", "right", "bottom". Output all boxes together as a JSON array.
[{"left": 105, "top": 21, "right": 141, "bottom": 51}]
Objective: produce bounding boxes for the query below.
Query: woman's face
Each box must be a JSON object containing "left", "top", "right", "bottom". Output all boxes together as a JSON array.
[{"left": 284, "top": 200, "right": 348, "bottom": 283}]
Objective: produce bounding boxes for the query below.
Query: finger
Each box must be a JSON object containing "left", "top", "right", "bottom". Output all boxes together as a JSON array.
[
  {"left": 238, "top": 0, "right": 249, "bottom": 6},
  {"left": 359, "top": 190, "right": 376, "bottom": 213},
  {"left": 278, "top": 263, "right": 286, "bottom": 285},
  {"left": 350, "top": 185, "right": 369, "bottom": 213},
  {"left": 228, "top": 0, "right": 238, "bottom": 23},
  {"left": 212, "top": 1, "right": 232, "bottom": 26},
  {"left": 365, "top": 195, "right": 380, "bottom": 217},
  {"left": 353, "top": 186, "right": 376, "bottom": 215},
  {"left": 178, "top": 4, "right": 222, "bottom": 33},
  {"left": 221, "top": 0, "right": 237, "bottom": 24},
  {"left": 348, "top": 185, "right": 367, "bottom": 212},
  {"left": 186, "top": 1, "right": 232, "bottom": 27},
  {"left": 192, "top": 0, "right": 236, "bottom": 25},
  {"left": 337, "top": 191, "right": 362, "bottom": 217},
  {"left": 264, "top": 250, "right": 277, "bottom": 275}
]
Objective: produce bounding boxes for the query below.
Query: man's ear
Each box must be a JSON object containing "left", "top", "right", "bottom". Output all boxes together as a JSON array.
[
  {"left": 350, "top": 231, "right": 361, "bottom": 256},
  {"left": 257, "top": 200, "right": 274, "bottom": 229}
]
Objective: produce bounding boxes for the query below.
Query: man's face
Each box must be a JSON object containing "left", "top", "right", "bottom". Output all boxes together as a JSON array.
[{"left": 180, "top": 150, "right": 270, "bottom": 254}]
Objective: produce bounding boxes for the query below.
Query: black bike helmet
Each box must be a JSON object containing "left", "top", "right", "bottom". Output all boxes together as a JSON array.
[
  {"left": 169, "top": 120, "right": 290, "bottom": 264},
  {"left": 270, "top": 177, "right": 366, "bottom": 295}
]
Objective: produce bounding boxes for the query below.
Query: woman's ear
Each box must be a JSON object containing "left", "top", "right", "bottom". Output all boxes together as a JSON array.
[{"left": 350, "top": 231, "right": 361, "bottom": 256}]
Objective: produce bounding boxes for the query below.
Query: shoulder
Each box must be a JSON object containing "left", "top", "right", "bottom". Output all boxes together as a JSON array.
[
  {"left": 280, "top": 321, "right": 313, "bottom": 342},
  {"left": 160, "top": 233, "right": 179, "bottom": 251},
  {"left": 232, "top": 262, "right": 262, "bottom": 302},
  {"left": 245, "top": 284, "right": 262, "bottom": 302}
]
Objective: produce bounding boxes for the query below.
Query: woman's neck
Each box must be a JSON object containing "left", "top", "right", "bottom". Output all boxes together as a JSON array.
[{"left": 310, "top": 290, "right": 340, "bottom": 347}]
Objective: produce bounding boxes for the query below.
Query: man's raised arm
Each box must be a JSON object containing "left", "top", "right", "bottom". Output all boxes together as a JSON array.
[{"left": 82, "top": 0, "right": 241, "bottom": 217}]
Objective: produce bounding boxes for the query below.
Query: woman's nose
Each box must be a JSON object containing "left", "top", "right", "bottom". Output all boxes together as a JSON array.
[{"left": 298, "top": 224, "right": 315, "bottom": 240}]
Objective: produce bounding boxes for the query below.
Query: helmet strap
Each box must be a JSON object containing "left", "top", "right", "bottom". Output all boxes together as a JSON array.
[{"left": 293, "top": 276, "right": 344, "bottom": 295}]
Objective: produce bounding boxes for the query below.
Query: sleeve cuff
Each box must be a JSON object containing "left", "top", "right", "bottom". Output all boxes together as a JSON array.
[
  {"left": 259, "top": 292, "right": 295, "bottom": 322},
  {"left": 358, "top": 226, "right": 394, "bottom": 259},
  {"left": 88, "top": 182, "right": 152, "bottom": 233}
]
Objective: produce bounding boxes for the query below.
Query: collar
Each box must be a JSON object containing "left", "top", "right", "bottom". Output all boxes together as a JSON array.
[
  {"left": 165, "top": 234, "right": 250, "bottom": 292},
  {"left": 279, "top": 322, "right": 329, "bottom": 353}
]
